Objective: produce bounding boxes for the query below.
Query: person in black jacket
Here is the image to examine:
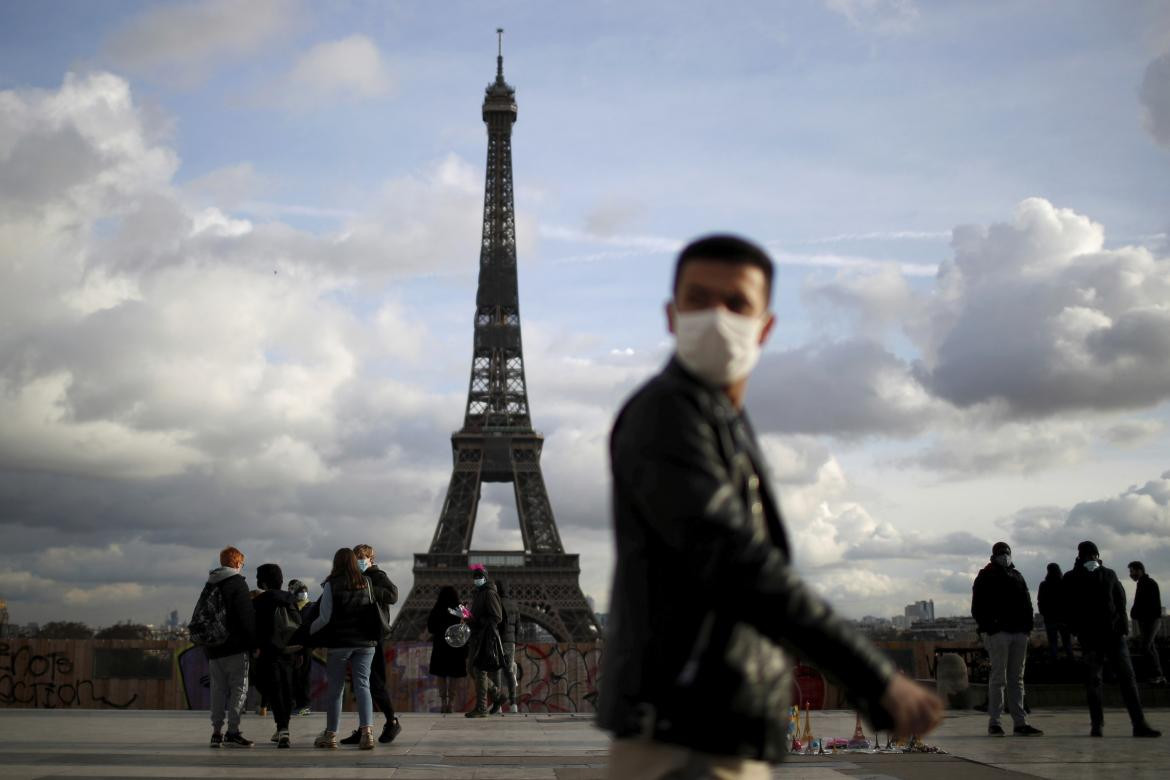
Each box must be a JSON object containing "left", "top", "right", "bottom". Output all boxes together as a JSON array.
[
  {"left": 1064, "top": 541, "right": 1160, "bottom": 737},
  {"left": 493, "top": 579, "right": 519, "bottom": 714},
  {"left": 971, "top": 542, "right": 1042, "bottom": 736},
  {"left": 1128, "top": 561, "right": 1166, "bottom": 684},
  {"left": 1038, "top": 563, "right": 1073, "bottom": 660},
  {"left": 205, "top": 546, "right": 256, "bottom": 748},
  {"left": 252, "top": 563, "right": 298, "bottom": 748},
  {"left": 600, "top": 235, "right": 941, "bottom": 777},
  {"left": 464, "top": 565, "right": 503, "bottom": 718},
  {"left": 335, "top": 544, "right": 402, "bottom": 745},
  {"left": 427, "top": 585, "right": 467, "bottom": 713},
  {"left": 309, "top": 548, "right": 381, "bottom": 749},
  {"left": 286, "top": 579, "right": 313, "bottom": 715}
]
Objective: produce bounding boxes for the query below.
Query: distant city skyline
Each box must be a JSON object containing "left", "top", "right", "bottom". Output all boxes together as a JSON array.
[{"left": 1, "top": 1, "right": 1169, "bottom": 627}]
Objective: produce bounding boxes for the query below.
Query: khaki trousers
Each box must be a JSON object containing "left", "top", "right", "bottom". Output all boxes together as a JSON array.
[{"left": 607, "top": 738, "right": 770, "bottom": 780}]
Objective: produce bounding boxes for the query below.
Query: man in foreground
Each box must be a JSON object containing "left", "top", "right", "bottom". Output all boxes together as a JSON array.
[
  {"left": 203, "top": 546, "right": 256, "bottom": 748},
  {"left": 600, "top": 235, "right": 942, "bottom": 779},
  {"left": 971, "top": 542, "right": 1043, "bottom": 736}
]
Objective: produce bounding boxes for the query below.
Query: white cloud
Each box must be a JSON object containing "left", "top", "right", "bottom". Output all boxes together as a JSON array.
[
  {"left": 823, "top": 0, "right": 920, "bottom": 34},
  {"left": 102, "top": 0, "right": 301, "bottom": 86},
  {"left": 283, "top": 35, "right": 393, "bottom": 104}
]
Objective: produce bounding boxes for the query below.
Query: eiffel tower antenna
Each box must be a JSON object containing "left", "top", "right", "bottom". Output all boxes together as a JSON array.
[{"left": 389, "top": 33, "right": 599, "bottom": 643}]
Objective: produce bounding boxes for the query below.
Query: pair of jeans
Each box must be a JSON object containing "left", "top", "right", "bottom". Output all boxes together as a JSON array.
[
  {"left": 208, "top": 652, "right": 249, "bottom": 733},
  {"left": 325, "top": 646, "right": 375, "bottom": 734},
  {"left": 466, "top": 647, "right": 499, "bottom": 712},
  {"left": 1083, "top": 634, "right": 1146, "bottom": 728},
  {"left": 1135, "top": 619, "right": 1164, "bottom": 679},
  {"left": 1045, "top": 622, "right": 1073, "bottom": 659},
  {"left": 983, "top": 632, "right": 1029, "bottom": 728}
]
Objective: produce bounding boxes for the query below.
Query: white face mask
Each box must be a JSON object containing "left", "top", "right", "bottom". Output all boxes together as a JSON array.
[
  {"left": 1083, "top": 560, "right": 1101, "bottom": 572},
  {"left": 673, "top": 306, "right": 766, "bottom": 387}
]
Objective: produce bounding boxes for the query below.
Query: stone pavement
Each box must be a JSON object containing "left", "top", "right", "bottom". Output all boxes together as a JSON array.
[{"left": 0, "top": 708, "right": 1166, "bottom": 779}]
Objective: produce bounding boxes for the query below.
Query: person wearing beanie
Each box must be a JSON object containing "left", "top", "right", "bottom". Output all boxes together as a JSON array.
[
  {"left": 1037, "top": 563, "right": 1074, "bottom": 661},
  {"left": 464, "top": 564, "right": 503, "bottom": 718},
  {"left": 1063, "top": 541, "right": 1161, "bottom": 738},
  {"left": 971, "top": 542, "right": 1042, "bottom": 736},
  {"left": 252, "top": 563, "right": 300, "bottom": 748}
]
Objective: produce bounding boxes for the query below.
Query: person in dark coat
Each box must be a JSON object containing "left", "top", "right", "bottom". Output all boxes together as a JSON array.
[
  {"left": 335, "top": 544, "right": 401, "bottom": 746},
  {"left": 1038, "top": 563, "right": 1073, "bottom": 660},
  {"left": 427, "top": 585, "right": 467, "bottom": 713},
  {"left": 464, "top": 565, "right": 503, "bottom": 718},
  {"left": 493, "top": 579, "right": 519, "bottom": 713},
  {"left": 1128, "top": 561, "right": 1165, "bottom": 684},
  {"left": 1063, "top": 541, "right": 1160, "bottom": 737},
  {"left": 309, "top": 548, "right": 381, "bottom": 750},
  {"left": 602, "top": 235, "right": 941, "bottom": 776},
  {"left": 971, "top": 541, "right": 1042, "bottom": 736},
  {"left": 204, "top": 545, "right": 256, "bottom": 748},
  {"left": 287, "top": 579, "right": 313, "bottom": 715},
  {"left": 252, "top": 563, "right": 298, "bottom": 748}
]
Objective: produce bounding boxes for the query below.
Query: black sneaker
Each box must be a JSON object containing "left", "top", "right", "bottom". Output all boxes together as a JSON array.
[
  {"left": 209, "top": 733, "right": 223, "bottom": 748},
  {"left": 277, "top": 732, "right": 290, "bottom": 749},
  {"left": 1013, "top": 725, "right": 1043, "bottom": 736},
  {"left": 464, "top": 709, "right": 488, "bottom": 718},
  {"left": 488, "top": 699, "right": 502, "bottom": 715},
  {"left": 1090, "top": 724, "right": 1103, "bottom": 737},
  {"left": 988, "top": 724, "right": 1005, "bottom": 736},
  {"left": 339, "top": 729, "right": 361, "bottom": 745},
  {"left": 1133, "top": 725, "right": 1162, "bottom": 738},
  {"left": 223, "top": 732, "right": 254, "bottom": 748},
  {"left": 379, "top": 718, "right": 402, "bottom": 744}
]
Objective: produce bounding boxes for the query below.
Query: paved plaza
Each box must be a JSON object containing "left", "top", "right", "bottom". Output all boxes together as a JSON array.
[{"left": 0, "top": 708, "right": 1167, "bottom": 779}]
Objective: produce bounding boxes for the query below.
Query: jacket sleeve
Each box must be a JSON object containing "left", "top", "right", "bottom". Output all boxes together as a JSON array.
[
  {"left": 368, "top": 569, "right": 399, "bottom": 606},
  {"left": 1113, "top": 576, "right": 1129, "bottom": 635},
  {"left": 311, "top": 583, "right": 333, "bottom": 635},
  {"left": 232, "top": 578, "right": 257, "bottom": 650},
  {"left": 614, "top": 390, "right": 895, "bottom": 718},
  {"left": 1153, "top": 579, "right": 1163, "bottom": 615}
]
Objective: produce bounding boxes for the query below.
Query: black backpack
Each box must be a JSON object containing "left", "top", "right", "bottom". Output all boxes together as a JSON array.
[
  {"left": 189, "top": 582, "right": 230, "bottom": 647},
  {"left": 271, "top": 601, "right": 303, "bottom": 653}
]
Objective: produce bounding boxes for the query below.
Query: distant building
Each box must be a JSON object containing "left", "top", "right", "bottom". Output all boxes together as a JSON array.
[
  {"left": 904, "top": 600, "right": 935, "bottom": 622},
  {"left": 892, "top": 615, "right": 914, "bottom": 629},
  {"left": 166, "top": 610, "right": 179, "bottom": 629}
]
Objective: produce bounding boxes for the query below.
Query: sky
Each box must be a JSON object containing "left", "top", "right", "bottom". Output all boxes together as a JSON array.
[{"left": 1, "top": 0, "right": 1169, "bottom": 629}]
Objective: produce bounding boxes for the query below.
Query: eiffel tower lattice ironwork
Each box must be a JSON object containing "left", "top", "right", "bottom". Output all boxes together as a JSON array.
[{"left": 389, "top": 32, "right": 600, "bottom": 643}]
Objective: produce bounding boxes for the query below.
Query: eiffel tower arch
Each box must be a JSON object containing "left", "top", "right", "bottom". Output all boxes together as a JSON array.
[{"left": 389, "top": 32, "right": 600, "bottom": 643}]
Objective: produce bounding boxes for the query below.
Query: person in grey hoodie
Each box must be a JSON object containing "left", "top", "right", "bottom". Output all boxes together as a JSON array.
[{"left": 205, "top": 546, "right": 257, "bottom": 748}]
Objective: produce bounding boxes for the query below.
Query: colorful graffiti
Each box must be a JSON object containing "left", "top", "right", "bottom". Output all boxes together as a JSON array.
[{"left": 176, "top": 645, "right": 330, "bottom": 711}]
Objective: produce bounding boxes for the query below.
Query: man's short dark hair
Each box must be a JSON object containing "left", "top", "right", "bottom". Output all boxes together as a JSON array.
[
  {"left": 672, "top": 234, "right": 774, "bottom": 303},
  {"left": 1129, "top": 561, "right": 1145, "bottom": 573}
]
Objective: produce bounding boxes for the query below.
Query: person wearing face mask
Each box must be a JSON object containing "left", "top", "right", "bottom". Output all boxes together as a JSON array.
[
  {"left": 1127, "top": 561, "right": 1165, "bottom": 685},
  {"left": 286, "top": 579, "right": 314, "bottom": 716},
  {"left": 1064, "top": 542, "right": 1161, "bottom": 737},
  {"left": 339, "top": 544, "right": 402, "bottom": 745},
  {"left": 600, "top": 235, "right": 943, "bottom": 778},
  {"left": 464, "top": 564, "right": 503, "bottom": 718},
  {"left": 971, "top": 542, "right": 1042, "bottom": 737}
]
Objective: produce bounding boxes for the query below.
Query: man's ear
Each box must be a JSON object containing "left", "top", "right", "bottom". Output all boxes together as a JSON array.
[{"left": 665, "top": 300, "right": 676, "bottom": 335}]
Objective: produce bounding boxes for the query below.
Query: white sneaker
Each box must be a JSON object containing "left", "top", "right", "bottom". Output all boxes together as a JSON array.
[{"left": 510, "top": 704, "right": 519, "bottom": 713}]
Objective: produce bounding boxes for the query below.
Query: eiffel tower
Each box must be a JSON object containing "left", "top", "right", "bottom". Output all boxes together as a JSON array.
[{"left": 389, "top": 32, "right": 600, "bottom": 643}]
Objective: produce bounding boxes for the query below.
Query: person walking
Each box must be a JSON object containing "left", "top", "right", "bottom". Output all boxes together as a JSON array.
[
  {"left": 252, "top": 563, "right": 299, "bottom": 748},
  {"left": 464, "top": 565, "right": 503, "bottom": 718},
  {"left": 202, "top": 546, "right": 256, "bottom": 748},
  {"left": 600, "top": 235, "right": 941, "bottom": 778},
  {"left": 287, "top": 579, "right": 313, "bottom": 715},
  {"left": 1038, "top": 563, "right": 1073, "bottom": 660},
  {"left": 310, "top": 548, "right": 380, "bottom": 750},
  {"left": 335, "top": 544, "right": 402, "bottom": 745},
  {"left": 427, "top": 585, "right": 468, "bottom": 713},
  {"left": 1064, "top": 541, "right": 1161, "bottom": 738},
  {"left": 971, "top": 541, "right": 1043, "bottom": 737},
  {"left": 1128, "top": 561, "right": 1166, "bottom": 684},
  {"left": 493, "top": 579, "right": 519, "bottom": 714}
]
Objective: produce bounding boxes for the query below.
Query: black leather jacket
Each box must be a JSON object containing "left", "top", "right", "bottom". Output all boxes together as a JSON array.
[{"left": 598, "top": 359, "right": 895, "bottom": 762}]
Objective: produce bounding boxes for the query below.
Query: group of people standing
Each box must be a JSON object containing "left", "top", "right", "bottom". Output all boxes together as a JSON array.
[
  {"left": 972, "top": 539, "right": 1164, "bottom": 738},
  {"left": 197, "top": 544, "right": 401, "bottom": 750}
]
